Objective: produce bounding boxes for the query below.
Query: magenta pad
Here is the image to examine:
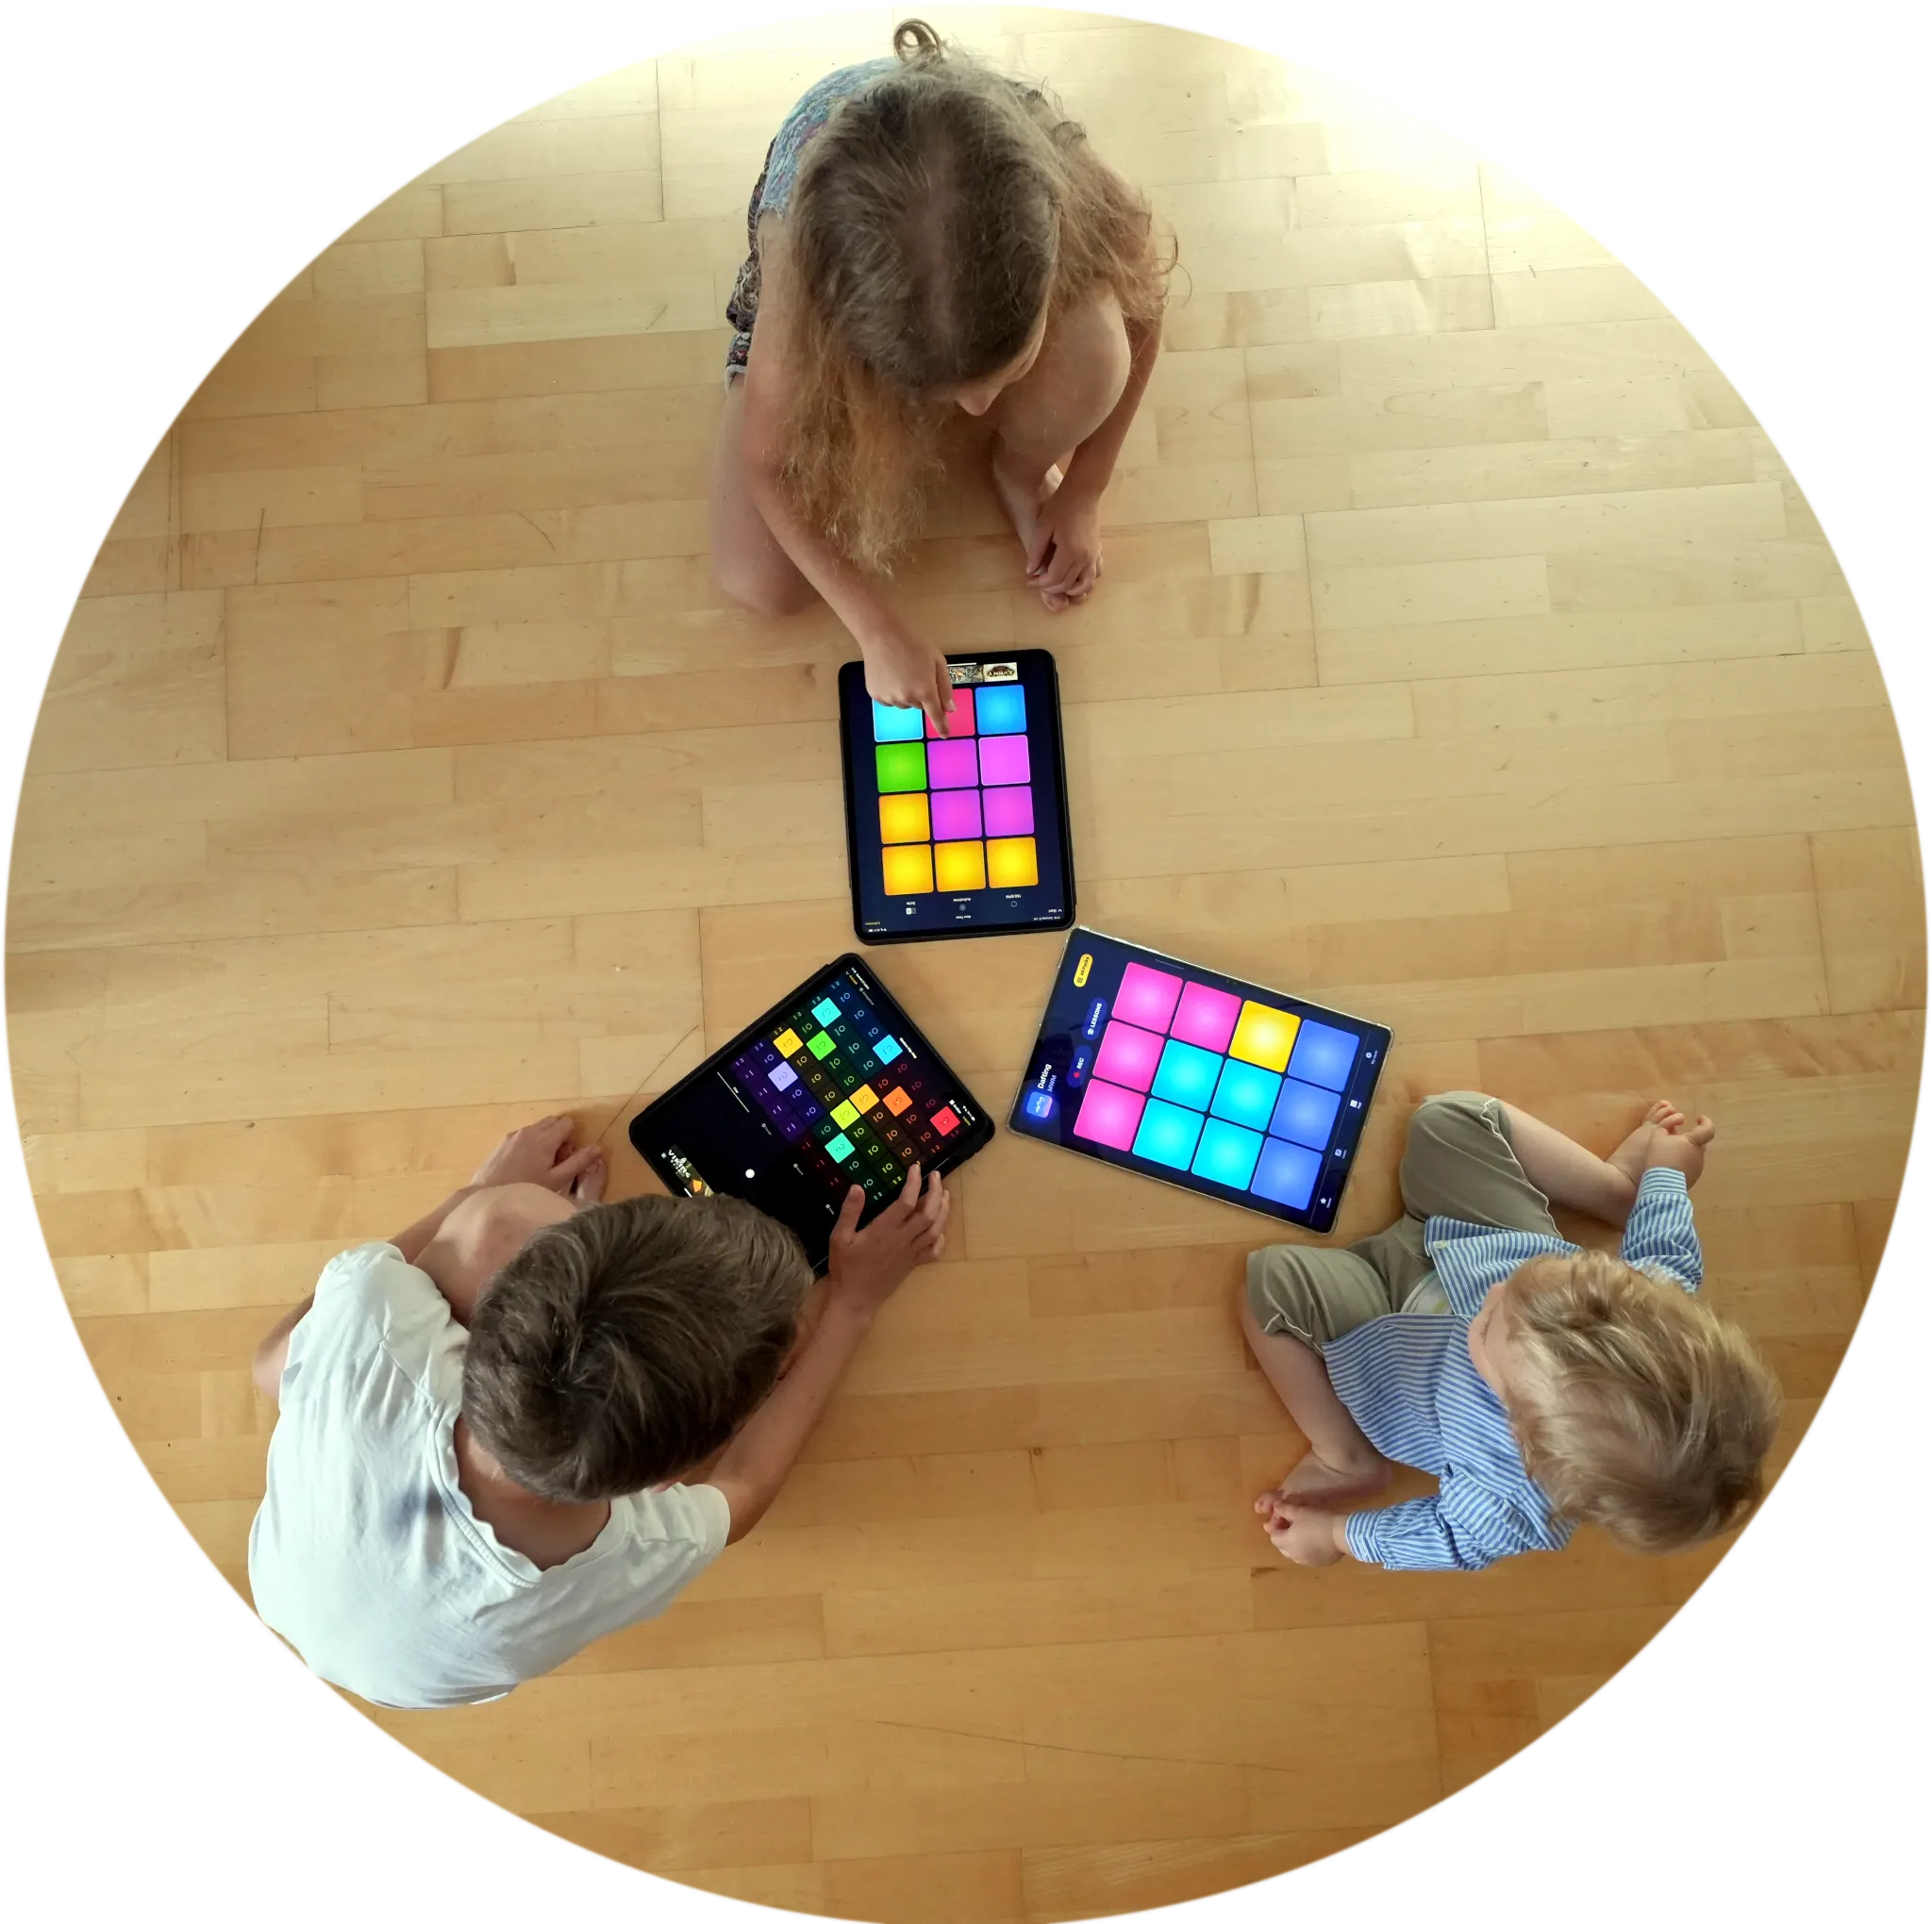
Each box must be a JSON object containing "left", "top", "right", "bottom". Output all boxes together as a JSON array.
[
  {"left": 1114, "top": 960, "right": 1185, "bottom": 1033},
  {"left": 981, "top": 784, "right": 1033, "bottom": 836},
  {"left": 926, "top": 738, "right": 979, "bottom": 788},
  {"left": 1092, "top": 1019, "right": 1163, "bottom": 1092},
  {"left": 1072, "top": 1077, "right": 1145, "bottom": 1151},
  {"left": 926, "top": 686, "right": 975, "bottom": 738},
  {"left": 976, "top": 733, "right": 1030, "bottom": 787},
  {"left": 1169, "top": 980, "right": 1242, "bottom": 1053},
  {"left": 928, "top": 788, "right": 982, "bottom": 840}
]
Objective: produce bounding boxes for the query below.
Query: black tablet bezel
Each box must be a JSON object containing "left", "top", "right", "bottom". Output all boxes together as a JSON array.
[
  {"left": 837, "top": 651, "right": 1077, "bottom": 946},
  {"left": 628, "top": 952, "right": 995, "bottom": 1273},
  {"left": 1005, "top": 927, "right": 1393, "bottom": 1236}
]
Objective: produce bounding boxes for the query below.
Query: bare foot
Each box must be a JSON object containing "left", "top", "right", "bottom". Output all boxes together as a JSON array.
[
  {"left": 990, "top": 454, "right": 1084, "bottom": 612},
  {"left": 1606, "top": 1100, "right": 1686, "bottom": 1195},
  {"left": 1254, "top": 1448, "right": 1391, "bottom": 1519}
]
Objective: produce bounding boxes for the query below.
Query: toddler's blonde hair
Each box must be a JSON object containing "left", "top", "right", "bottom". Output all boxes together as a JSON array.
[
  {"left": 776, "top": 19, "right": 1172, "bottom": 572},
  {"left": 1498, "top": 1251, "right": 1781, "bottom": 1553}
]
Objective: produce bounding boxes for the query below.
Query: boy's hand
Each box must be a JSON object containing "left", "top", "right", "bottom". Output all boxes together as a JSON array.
[
  {"left": 1645, "top": 1113, "right": 1716, "bottom": 1187},
  {"left": 864, "top": 618, "right": 954, "bottom": 734},
  {"left": 1264, "top": 1503, "right": 1346, "bottom": 1567},
  {"left": 824, "top": 1164, "right": 949, "bottom": 1321},
  {"left": 470, "top": 1115, "right": 605, "bottom": 1201}
]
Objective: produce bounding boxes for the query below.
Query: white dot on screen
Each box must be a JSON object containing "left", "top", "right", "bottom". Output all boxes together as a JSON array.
[{"left": 744, "top": 1169, "right": 755, "bottom": 1179}]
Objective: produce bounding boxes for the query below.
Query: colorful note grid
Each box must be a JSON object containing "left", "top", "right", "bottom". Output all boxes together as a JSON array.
[
  {"left": 729, "top": 977, "right": 963, "bottom": 1205},
  {"left": 1071, "top": 962, "right": 1360, "bottom": 1210},
  {"left": 873, "top": 685, "right": 1040, "bottom": 894}
]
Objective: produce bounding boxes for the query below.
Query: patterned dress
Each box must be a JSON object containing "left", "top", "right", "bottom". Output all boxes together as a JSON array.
[{"left": 723, "top": 57, "right": 896, "bottom": 379}]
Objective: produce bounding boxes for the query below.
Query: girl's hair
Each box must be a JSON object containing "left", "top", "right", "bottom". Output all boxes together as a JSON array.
[
  {"left": 774, "top": 17, "right": 1173, "bottom": 572},
  {"left": 1498, "top": 1252, "right": 1783, "bottom": 1554}
]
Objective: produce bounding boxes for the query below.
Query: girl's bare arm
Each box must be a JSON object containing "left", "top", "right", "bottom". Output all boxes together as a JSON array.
[{"left": 740, "top": 224, "right": 952, "bottom": 724}]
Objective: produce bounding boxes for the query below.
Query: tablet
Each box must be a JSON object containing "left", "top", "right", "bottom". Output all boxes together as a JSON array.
[
  {"left": 838, "top": 650, "right": 1075, "bottom": 944},
  {"left": 628, "top": 954, "right": 993, "bottom": 1273},
  {"left": 1008, "top": 929, "right": 1391, "bottom": 1236}
]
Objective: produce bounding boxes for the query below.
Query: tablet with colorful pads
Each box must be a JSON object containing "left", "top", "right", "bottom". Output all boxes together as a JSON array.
[
  {"left": 838, "top": 650, "right": 1075, "bottom": 944},
  {"left": 628, "top": 954, "right": 992, "bottom": 1273},
  {"left": 1008, "top": 929, "right": 1391, "bottom": 1235}
]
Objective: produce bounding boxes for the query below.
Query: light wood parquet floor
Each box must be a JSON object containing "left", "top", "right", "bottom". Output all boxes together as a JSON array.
[{"left": 9, "top": 10, "right": 1922, "bottom": 1919}]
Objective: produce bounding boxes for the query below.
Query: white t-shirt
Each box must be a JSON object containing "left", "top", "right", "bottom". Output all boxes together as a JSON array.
[{"left": 247, "top": 1242, "right": 731, "bottom": 1709}]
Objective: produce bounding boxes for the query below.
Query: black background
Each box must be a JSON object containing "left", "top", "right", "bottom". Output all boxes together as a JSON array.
[{"left": 11, "top": 7, "right": 1916, "bottom": 1916}]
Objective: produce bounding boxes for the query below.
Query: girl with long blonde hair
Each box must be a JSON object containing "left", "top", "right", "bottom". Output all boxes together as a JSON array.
[{"left": 710, "top": 19, "right": 1171, "bottom": 728}]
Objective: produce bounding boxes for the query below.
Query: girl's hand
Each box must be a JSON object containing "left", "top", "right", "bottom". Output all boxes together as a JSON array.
[
  {"left": 824, "top": 1165, "right": 949, "bottom": 1322},
  {"left": 1025, "top": 482, "right": 1103, "bottom": 610},
  {"left": 470, "top": 1115, "right": 605, "bottom": 1201},
  {"left": 864, "top": 618, "right": 954, "bottom": 734}
]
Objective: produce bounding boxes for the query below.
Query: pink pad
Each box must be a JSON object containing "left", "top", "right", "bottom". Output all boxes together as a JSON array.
[
  {"left": 1114, "top": 960, "right": 1185, "bottom": 1034},
  {"left": 926, "top": 686, "right": 975, "bottom": 738},
  {"left": 1072, "top": 1078, "right": 1145, "bottom": 1152},
  {"left": 1169, "top": 980, "right": 1242, "bottom": 1053},
  {"left": 976, "top": 734, "right": 1030, "bottom": 787},
  {"left": 1092, "top": 1019, "right": 1164, "bottom": 1093}
]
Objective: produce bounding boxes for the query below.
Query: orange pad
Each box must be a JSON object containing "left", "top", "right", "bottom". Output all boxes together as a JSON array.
[
  {"left": 850, "top": 1085, "right": 880, "bottom": 1115},
  {"left": 883, "top": 1086, "right": 912, "bottom": 1116},
  {"left": 985, "top": 837, "right": 1038, "bottom": 887},
  {"left": 934, "top": 839, "right": 987, "bottom": 891},
  {"left": 881, "top": 843, "right": 934, "bottom": 895},
  {"left": 878, "top": 792, "right": 930, "bottom": 844}
]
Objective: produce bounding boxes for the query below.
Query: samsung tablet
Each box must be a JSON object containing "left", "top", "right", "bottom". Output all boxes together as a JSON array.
[{"left": 1008, "top": 928, "right": 1391, "bottom": 1236}]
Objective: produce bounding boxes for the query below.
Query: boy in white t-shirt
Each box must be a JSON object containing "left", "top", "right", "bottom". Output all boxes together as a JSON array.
[{"left": 247, "top": 1115, "right": 947, "bottom": 1709}]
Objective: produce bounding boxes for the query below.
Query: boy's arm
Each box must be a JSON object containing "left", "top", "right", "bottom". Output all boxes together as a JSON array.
[
  {"left": 1619, "top": 1162, "right": 1703, "bottom": 1290},
  {"left": 1271, "top": 1486, "right": 1537, "bottom": 1574},
  {"left": 249, "top": 1186, "right": 480, "bottom": 1405},
  {"left": 704, "top": 1169, "right": 948, "bottom": 1543}
]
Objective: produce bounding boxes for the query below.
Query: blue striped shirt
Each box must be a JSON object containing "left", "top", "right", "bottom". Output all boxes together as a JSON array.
[{"left": 1327, "top": 1169, "right": 1702, "bottom": 1572}]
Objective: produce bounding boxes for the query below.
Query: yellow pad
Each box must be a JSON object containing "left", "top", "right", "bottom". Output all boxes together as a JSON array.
[
  {"left": 830, "top": 1101, "right": 858, "bottom": 1129},
  {"left": 774, "top": 1028, "right": 803, "bottom": 1057},
  {"left": 934, "top": 839, "right": 986, "bottom": 891},
  {"left": 985, "top": 836, "right": 1038, "bottom": 887},
  {"left": 1228, "top": 1002, "right": 1300, "bottom": 1073},
  {"left": 851, "top": 1084, "right": 880, "bottom": 1114},
  {"left": 881, "top": 843, "right": 934, "bottom": 895},
  {"left": 878, "top": 792, "right": 930, "bottom": 844}
]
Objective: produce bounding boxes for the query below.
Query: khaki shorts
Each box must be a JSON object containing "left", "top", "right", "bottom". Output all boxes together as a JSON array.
[{"left": 1245, "top": 1092, "right": 1558, "bottom": 1347}]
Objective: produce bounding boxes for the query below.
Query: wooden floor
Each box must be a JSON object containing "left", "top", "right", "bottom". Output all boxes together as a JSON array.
[{"left": 10, "top": 8, "right": 1922, "bottom": 1918}]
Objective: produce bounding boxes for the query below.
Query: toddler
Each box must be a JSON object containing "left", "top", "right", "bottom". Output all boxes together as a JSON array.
[
  {"left": 1242, "top": 1092, "right": 1780, "bottom": 1570},
  {"left": 710, "top": 18, "right": 1171, "bottom": 726},
  {"left": 248, "top": 1116, "right": 946, "bottom": 1707}
]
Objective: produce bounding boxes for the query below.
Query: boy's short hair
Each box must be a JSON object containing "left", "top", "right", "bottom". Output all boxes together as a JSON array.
[
  {"left": 461, "top": 1194, "right": 813, "bottom": 1501},
  {"left": 1499, "top": 1251, "right": 1782, "bottom": 1553}
]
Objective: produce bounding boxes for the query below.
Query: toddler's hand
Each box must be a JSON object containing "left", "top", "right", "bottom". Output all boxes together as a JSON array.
[
  {"left": 1265, "top": 1502, "right": 1345, "bottom": 1567},
  {"left": 470, "top": 1115, "right": 605, "bottom": 1202},
  {"left": 1645, "top": 1113, "right": 1716, "bottom": 1186},
  {"left": 1025, "top": 484, "right": 1103, "bottom": 610},
  {"left": 865, "top": 619, "right": 954, "bottom": 734},
  {"left": 824, "top": 1164, "right": 949, "bottom": 1321}
]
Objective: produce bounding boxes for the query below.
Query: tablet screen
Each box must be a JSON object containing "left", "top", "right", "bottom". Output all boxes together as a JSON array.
[
  {"left": 1008, "top": 929, "right": 1391, "bottom": 1236},
  {"left": 629, "top": 955, "right": 993, "bottom": 1271},
  {"left": 839, "top": 651, "right": 1075, "bottom": 943}
]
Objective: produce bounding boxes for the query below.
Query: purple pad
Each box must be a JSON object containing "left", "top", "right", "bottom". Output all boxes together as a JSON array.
[
  {"left": 981, "top": 784, "right": 1034, "bottom": 837},
  {"left": 928, "top": 788, "right": 983, "bottom": 840},
  {"left": 925, "top": 737, "right": 980, "bottom": 788},
  {"left": 976, "top": 733, "right": 1030, "bottom": 787}
]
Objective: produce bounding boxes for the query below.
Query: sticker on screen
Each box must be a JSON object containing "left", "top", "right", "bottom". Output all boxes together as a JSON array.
[{"left": 1008, "top": 928, "right": 1392, "bottom": 1235}]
